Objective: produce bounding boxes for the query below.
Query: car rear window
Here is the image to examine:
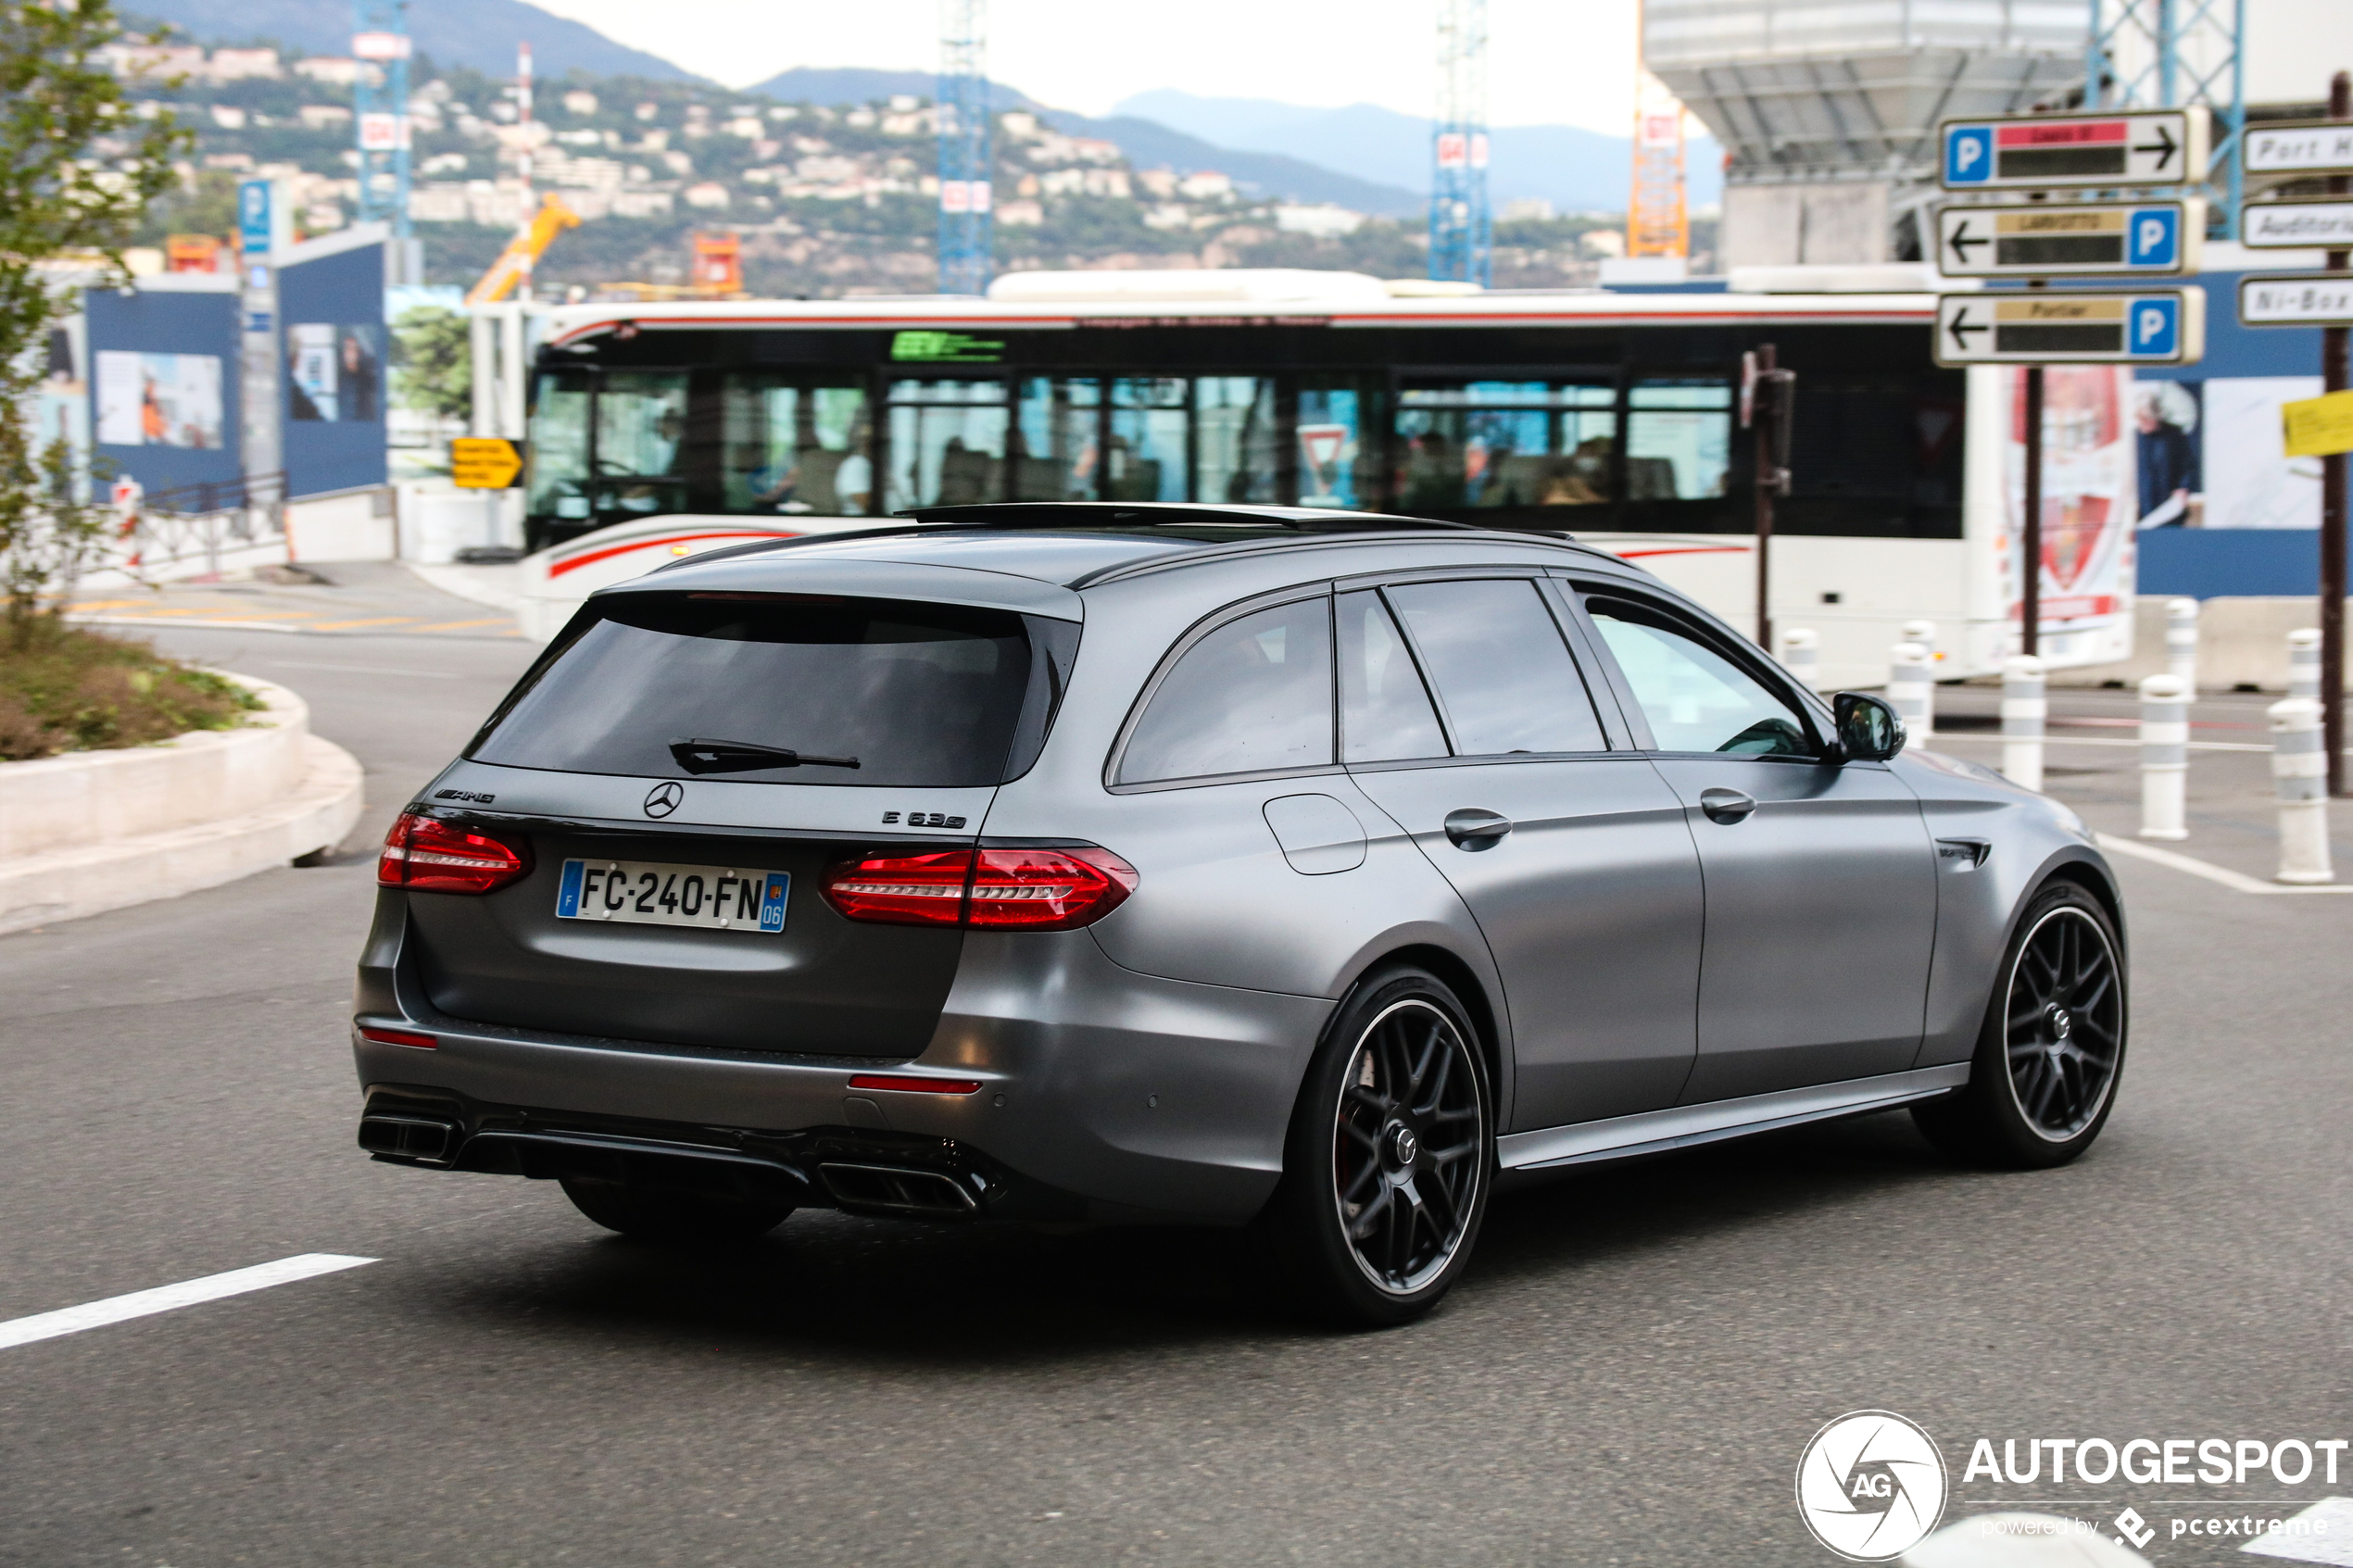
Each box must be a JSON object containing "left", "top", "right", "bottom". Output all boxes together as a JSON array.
[{"left": 469, "top": 593, "right": 1042, "bottom": 788}]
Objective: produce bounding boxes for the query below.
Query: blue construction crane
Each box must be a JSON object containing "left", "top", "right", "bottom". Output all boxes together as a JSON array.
[
  {"left": 351, "top": 0, "right": 413, "bottom": 245},
  {"left": 1428, "top": 0, "right": 1491, "bottom": 286},
  {"left": 2086, "top": 0, "right": 2245, "bottom": 234},
  {"left": 937, "top": 0, "right": 992, "bottom": 295}
]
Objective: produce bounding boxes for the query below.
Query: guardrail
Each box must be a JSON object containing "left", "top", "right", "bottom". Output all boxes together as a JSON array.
[{"left": 120, "top": 471, "right": 286, "bottom": 580}]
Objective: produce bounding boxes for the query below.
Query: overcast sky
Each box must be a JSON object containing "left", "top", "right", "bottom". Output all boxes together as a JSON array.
[{"left": 519, "top": 0, "right": 1647, "bottom": 132}]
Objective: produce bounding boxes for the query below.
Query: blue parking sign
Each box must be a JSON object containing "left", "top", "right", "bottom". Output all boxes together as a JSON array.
[
  {"left": 1945, "top": 127, "right": 1993, "bottom": 184},
  {"left": 237, "top": 179, "right": 272, "bottom": 252},
  {"left": 2132, "top": 296, "right": 2180, "bottom": 358},
  {"left": 2128, "top": 207, "right": 2180, "bottom": 268}
]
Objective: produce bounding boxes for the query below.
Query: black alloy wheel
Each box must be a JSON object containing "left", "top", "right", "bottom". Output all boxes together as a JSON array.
[
  {"left": 1256, "top": 967, "right": 1493, "bottom": 1325},
  {"left": 1914, "top": 882, "right": 2128, "bottom": 1168},
  {"left": 2002, "top": 904, "right": 2125, "bottom": 1140}
]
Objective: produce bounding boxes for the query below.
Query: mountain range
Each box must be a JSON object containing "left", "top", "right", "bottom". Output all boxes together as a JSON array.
[
  {"left": 1116, "top": 90, "right": 1726, "bottom": 215},
  {"left": 128, "top": 0, "right": 1692, "bottom": 218}
]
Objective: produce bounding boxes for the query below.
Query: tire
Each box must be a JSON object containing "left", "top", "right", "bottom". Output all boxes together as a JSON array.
[
  {"left": 1253, "top": 966, "right": 1495, "bottom": 1327},
  {"left": 560, "top": 1176, "right": 793, "bottom": 1244},
  {"left": 1912, "top": 881, "right": 2128, "bottom": 1169}
]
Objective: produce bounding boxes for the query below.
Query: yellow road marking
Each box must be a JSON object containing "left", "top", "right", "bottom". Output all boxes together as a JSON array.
[
  {"left": 407, "top": 618, "right": 516, "bottom": 632},
  {"left": 305, "top": 617, "right": 423, "bottom": 631},
  {"left": 66, "top": 599, "right": 150, "bottom": 611}
]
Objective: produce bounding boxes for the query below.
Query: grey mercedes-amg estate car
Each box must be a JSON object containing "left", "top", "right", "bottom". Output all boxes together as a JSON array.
[{"left": 354, "top": 504, "right": 2127, "bottom": 1324}]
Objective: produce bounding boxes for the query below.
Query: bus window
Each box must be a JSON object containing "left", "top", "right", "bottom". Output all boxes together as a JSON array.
[
  {"left": 1196, "top": 377, "right": 1277, "bottom": 503},
  {"left": 593, "top": 371, "right": 692, "bottom": 520},
  {"left": 1109, "top": 378, "right": 1186, "bottom": 502},
  {"left": 720, "top": 376, "right": 868, "bottom": 516},
  {"left": 1299, "top": 383, "right": 1370, "bottom": 508},
  {"left": 1395, "top": 382, "right": 1617, "bottom": 511},
  {"left": 888, "top": 379, "right": 1008, "bottom": 510},
  {"left": 1626, "top": 379, "right": 1731, "bottom": 501},
  {"left": 1013, "top": 378, "right": 1100, "bottom": 500},
  {"left": 528, "top": 371, "right": 592, "bottom": 527}
]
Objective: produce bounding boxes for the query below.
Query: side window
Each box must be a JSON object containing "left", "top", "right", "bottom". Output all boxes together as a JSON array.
[
  {"left": 1118, "top": 598, "right": 1336, "bottom": 785},
  {"left": 1385, "top": 579, "right": 1608, "bottom": 756},
  {"left": 1338, "top": 590, "right": 1447, "bottom": 763},
  {"left": 1586, "top": 597, "right": 1814, "bottom": 757}
]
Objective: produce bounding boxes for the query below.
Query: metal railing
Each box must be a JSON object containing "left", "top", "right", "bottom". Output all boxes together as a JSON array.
[{"left": 119, "top": 470, "right": 287, "bottom": 580}]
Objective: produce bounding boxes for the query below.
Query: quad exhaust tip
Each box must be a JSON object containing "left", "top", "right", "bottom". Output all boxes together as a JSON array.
[
  {"left": 818, "top": 1162, "right": 979, "bottom": 1217},
  {"left": 359, "top": 1113, "right": 461, "bottom": 1167}
]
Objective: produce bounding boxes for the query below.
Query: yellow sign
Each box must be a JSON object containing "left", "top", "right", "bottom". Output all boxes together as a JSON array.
[
  {"left": 450, "top": 437, "right": 526, "bottom": 489},
  {"left": 2282, "top": 390, "right": 2353, "bottom": 459}
]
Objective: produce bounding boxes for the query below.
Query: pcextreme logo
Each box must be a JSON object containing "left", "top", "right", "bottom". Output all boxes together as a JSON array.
[{"left": 1796, "top": 1411, "right": 1951, "bottom": 1562}]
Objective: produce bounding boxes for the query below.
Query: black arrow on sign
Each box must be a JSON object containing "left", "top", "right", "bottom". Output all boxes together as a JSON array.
[
  {"left": 1946, "top": 307, "right": 1987, "bottom": 352},
  {"left": 2133, "top": 121, "right": 2180, "bottom": 169},
  {"left": 1946, "top": 220, "right": 1987, "bottom": 265}
]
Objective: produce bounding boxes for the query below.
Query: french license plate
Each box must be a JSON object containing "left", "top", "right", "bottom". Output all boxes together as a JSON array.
[{"left": 555, "top": 859, "right": 787, "bottom": 934}]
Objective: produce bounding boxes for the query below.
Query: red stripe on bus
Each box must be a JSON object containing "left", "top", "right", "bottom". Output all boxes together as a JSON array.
[
  {"left": 1612, "top": 546, "right": 1750, "bottom": 558},
  {"left": 547, "top": 530, "right": 801, "bottom": 577}
]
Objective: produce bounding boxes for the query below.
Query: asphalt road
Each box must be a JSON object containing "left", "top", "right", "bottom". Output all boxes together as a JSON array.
[{"left": 2, "top": 628, "right": 2347, "bottom": 1568}]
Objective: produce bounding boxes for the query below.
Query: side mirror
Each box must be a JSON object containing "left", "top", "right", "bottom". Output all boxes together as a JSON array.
[{"left": 1833, "top": 692, "right": 1906, "bottom": 762}]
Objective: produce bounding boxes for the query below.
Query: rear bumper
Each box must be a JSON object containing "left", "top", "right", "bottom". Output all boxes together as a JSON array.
[{"left": 354, "top": 915, "right": 1332, "bottom": 1225}]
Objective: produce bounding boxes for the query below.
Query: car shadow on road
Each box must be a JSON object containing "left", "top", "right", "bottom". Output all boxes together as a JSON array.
[{"left": 409, "top": 1109, "right": 1974, "bottom": 1364}]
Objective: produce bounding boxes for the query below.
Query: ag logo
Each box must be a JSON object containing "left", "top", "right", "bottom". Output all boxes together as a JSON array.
[
  {"left": 642, "top": 781, "right": 685, "bottom": 819},
  {"left": 1795, "top": 1411, "right": 1947, "bottom": 1562}
]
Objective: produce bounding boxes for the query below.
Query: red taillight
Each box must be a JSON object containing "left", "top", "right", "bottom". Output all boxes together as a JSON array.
[
  {"left": 821, "top": 847, "right": 1137, "bottom": 932},
  {"left": 967, "top": 847, "right": 1138, "bottom": 930},
  {"left": 819, "top": 849, "right": 974, "bottom": 926},
  {"left": 377, "top": 810, "right": 531, "bottom": 895},
  {"left": 358, "top": 1025, "right": 437, "bottom": 1048},
  {"left": 847, "top": 1073, "right": 984, "bottom": 1095}
]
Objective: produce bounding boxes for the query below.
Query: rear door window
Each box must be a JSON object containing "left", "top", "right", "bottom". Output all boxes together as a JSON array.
[
  {"left": 1384, "top": 579, "right": 1608, "bottom": 756},
  {"left": 469, "top": 594, "right": 1041, "bottom": 788},
  {"left": 1117, "top": 597, "right": 1335, "bottom": 784}
]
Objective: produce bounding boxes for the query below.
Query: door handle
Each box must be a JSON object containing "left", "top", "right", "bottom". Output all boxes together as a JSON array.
[
  {"left": 1699, "top": 787, "right": 1757, "bottom": 824},
  {"left": 1442, "top": 809, "right": 1514, "bottom": 849}
]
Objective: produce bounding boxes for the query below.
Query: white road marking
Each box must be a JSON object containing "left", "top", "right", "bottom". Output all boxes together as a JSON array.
[
  {"left": 2243, "top": 1496, "right": 2353, "bottom": 1563},
  {"left": 2096, "top": 833, "right": 2353, "bottom": 895},
  {"left": 266, "top": 660, "right": 464, "bottom": 679},
  {"left": 0, "top": 1254, "right": 376, "bottom": 1351}
]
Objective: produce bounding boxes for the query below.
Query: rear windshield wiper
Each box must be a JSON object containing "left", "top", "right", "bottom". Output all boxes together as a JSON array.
[{"left": 667, "top": 737, "right": 861, "bottom": 775}]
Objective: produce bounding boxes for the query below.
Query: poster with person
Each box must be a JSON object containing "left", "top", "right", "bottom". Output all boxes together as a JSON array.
[
  {"left": 94, "top": 352, "right": 223, "bottom": 448},
  {"left": 2133, "top": 382, "right": 2201, "bottom": 529},
  {"left": 287, "top": 323, "right": 383, "bottom": 422}
]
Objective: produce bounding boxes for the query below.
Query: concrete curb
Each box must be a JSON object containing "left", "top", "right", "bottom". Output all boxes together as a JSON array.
[{"left": 0, "top": 677, "right": 367, "bottom": 936}]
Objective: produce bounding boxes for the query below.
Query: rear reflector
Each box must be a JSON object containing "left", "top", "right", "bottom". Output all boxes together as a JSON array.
[
  {"left": 822, "top": 847, "right": 1137, "bottom": 931},
  {"left": 847, "top": 1073, "right": 985, "bottom": 1095},
  {"left": 378, "top": 811, "right": 531, "bottom": 895},
  {"left": 358, "top": 1025, "right": 438, "bottom": 1049}
]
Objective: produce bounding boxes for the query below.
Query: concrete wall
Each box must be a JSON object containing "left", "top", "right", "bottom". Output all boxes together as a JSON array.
[
  {"left": 1722, "top": 182, "right": 1892, "bottom": 270},
  {"left": 2049, "top": 596, "right": 2339, "bottom": 690}
]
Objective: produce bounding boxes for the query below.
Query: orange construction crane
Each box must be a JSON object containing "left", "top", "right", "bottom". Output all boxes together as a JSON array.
[{"left": 466, "top": 194, "right": 582, "bottom": 305}]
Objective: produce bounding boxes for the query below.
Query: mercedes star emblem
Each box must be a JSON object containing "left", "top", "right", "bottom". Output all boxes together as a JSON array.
[{"left": 643, "top": 781, "right": 685, "bottom": 818}]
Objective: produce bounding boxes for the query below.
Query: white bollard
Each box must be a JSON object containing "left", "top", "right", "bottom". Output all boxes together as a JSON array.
[
  {"left": 2002, "top": 655, "right": 2046, "bottom": 792},
  {"left": 2288, "top": 627, "right": 2321, "bottom": 701},
  {"left": 2165, "top": 597, "right": 2199, "bottom": 690},
  {"left": 1780, "top": 627, "right": 1819, "bottom": 691},
  {"left": 2136, "top": 673, "right": 2189, "bottom": 840},
  {"left": 2271, "top": 696, "right": 2333, "bottom": 884},
  {"left": 1900, "top": 620, "right": 1938, "bottom": 731},
  {"left": 1888, "top": 643, "right": 1932, "bottom": 735}
]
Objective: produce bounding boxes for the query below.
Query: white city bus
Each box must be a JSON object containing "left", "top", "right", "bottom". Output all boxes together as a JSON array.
[{"left": 510, "top": 270, "right": 2134, "bottom": 685}]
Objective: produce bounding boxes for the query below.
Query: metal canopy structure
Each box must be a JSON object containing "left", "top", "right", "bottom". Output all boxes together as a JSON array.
[
  {"left": 2085, "top": 0, "right": 2245, "bottom": 234},
  {"left": 1428, "top": 0, "right": 1491, "bottom": 286},
  {"left": 936, "top": 0, "right": 992, "bottom": 296},
  {"left": 1643, "top": 0, "right": 2087, "bottom": 185}
]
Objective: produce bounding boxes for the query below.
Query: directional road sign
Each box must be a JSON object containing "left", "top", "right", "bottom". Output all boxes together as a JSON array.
[
  {"left": 1940, "top": 108, "right": 2208, "bottom": 191},
  {"left": 2244, "top": 120, "right": 2353, "bottom": 180},
  {"left": 450, "top": 437, "right": 527, "bottom": 489},
  {"left": 2237, "top": 274, "right": 2353, "bottom": 329},
  {"left": 1933, "top": 288, "right": 2206, "bottom": 366},
  {"left": 1936, "top": 199, "right": 2201, "bottom": 277},
  {"left": 2241, "top": 198, "right": 2353, "bottom": 250}
]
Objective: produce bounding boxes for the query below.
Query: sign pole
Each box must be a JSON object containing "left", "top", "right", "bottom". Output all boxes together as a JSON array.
[
  {"left": 2325, "top": 70, "right": 2350, "bottom": 795},
  {"left": 2021, "top": 271, "right": 2047, "bottom": 659}
]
